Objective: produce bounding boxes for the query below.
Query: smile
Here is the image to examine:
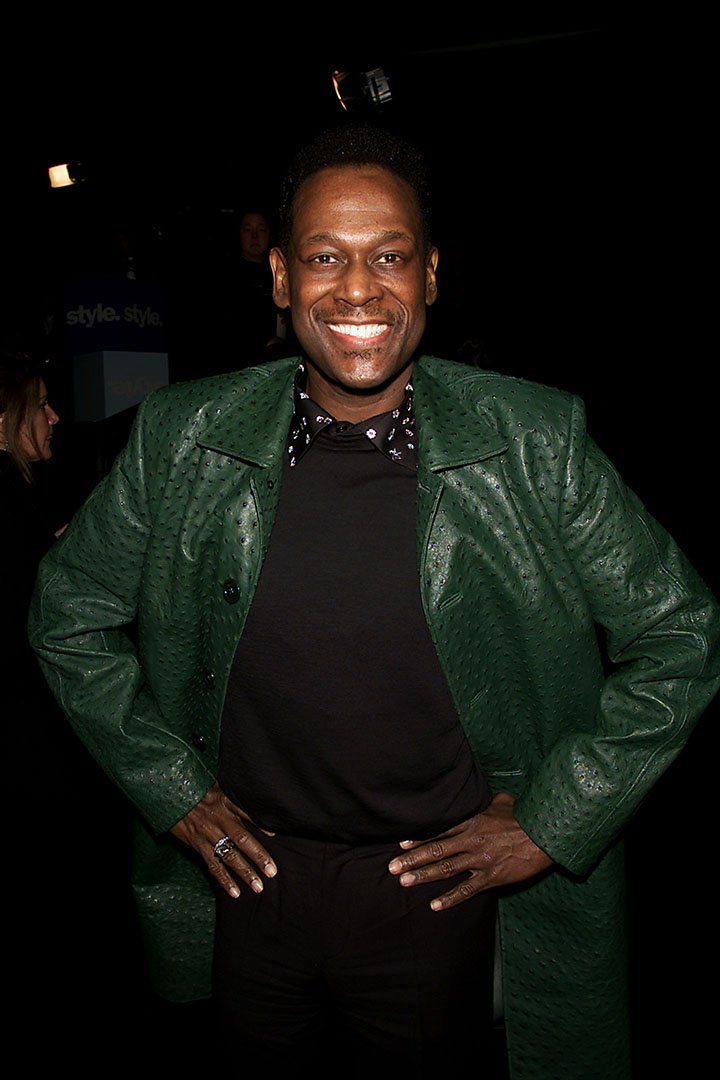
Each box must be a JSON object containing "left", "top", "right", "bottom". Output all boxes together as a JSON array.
[{"left": 326, "top": 323, "right": 389, "bottom": 340}]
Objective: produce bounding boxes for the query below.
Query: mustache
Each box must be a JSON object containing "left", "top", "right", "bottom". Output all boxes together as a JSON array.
[{"left": 312, "top": 306, "right": 401, "bottom": 325}]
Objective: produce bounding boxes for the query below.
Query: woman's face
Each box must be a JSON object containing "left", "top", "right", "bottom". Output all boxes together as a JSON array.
[{"left": 19, "top": 380, "right": 60, "bottom": 461}]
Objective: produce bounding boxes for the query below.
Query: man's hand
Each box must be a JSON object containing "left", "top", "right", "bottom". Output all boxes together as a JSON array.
[
  {"left": 169, "top": 782, "right": 277, "bottom": 899},
  {"left": 387, "top": 792, "right": 553, "bottom": 910}
]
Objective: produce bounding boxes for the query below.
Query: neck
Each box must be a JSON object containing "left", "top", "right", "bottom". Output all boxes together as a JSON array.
[{"left": 304, "top": 363, "right": 412, "bottom": 422}]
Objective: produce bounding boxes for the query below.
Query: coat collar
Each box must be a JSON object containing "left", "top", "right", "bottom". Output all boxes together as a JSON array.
[
  {"left": 195, "top": 357, "right": 299, "bottom": 468},
  {"left": 195, "top": 354, "right": 507, "bottom": 472},
  {"left": 413, "top": 355, "right": 508, "bottom": 472}
]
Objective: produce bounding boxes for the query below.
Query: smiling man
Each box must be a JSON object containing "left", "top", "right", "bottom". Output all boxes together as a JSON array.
[
  {"left": 30, "top": 126, "right": 719, "bottom": 1079},
  {"left": 269, "top": 163, "right": 437, "bottom": 412}
]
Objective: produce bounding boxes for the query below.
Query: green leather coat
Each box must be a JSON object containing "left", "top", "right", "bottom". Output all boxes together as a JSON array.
[{"left": 30, "top": 356, "right": 720, "bottom": 1080}]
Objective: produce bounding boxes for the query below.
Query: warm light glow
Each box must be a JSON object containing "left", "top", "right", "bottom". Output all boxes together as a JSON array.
[
  {"left": 331, "top": 67, "right": 392, "bottom": 113},
  {"left": 49, "top": 164, "right": 74, "bottom": 188},
  {"left": 332, "top": 71, "right": 348, "bottom": 111}
]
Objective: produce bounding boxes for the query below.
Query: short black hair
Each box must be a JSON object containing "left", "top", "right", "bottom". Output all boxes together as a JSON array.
[{"left": 278, "top": 123, "right": 432, "bottom": 252}]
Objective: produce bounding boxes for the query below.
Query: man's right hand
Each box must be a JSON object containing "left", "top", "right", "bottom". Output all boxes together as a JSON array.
[{"left": 169, "top": 782, "right": 277, "bottom": 899}]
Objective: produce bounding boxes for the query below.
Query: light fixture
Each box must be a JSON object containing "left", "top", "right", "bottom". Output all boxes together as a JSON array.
[
  {"left": 48, "top": 162, "right": 87, "bottom": 188},
  {"left": 332, "top": 67, "right": 392, "bottom": 113}
]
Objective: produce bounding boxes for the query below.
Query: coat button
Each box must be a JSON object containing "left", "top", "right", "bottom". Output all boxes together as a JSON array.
[
  {"left": 203, "top": 669, "right": 215, "bottom": 688},
  {"left": 191, "top": 732, "right": 207, "bottom": 751},
  {"left": 222, "top": 579, "right": 239, "bottom": 604}
]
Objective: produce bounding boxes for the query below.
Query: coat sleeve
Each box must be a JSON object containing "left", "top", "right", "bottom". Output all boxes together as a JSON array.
[
  {"left": 513, "top": 395, "right": 720, "bottom": 876},
  {"left": 28, "top": 395, "right": 216, "bottom": 834}
]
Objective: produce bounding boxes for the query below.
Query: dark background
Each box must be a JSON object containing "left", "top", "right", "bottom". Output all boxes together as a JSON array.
[{"left": 4, "top": 18, "right": 711, "bottom": 1074}]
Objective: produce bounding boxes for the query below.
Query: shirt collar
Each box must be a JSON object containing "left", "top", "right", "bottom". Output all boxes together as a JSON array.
[{"left": 287, "top": 363, "right": 417, "bottom": 471}]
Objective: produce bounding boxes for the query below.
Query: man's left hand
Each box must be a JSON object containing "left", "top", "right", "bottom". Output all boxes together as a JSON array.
[{"left": 387, "top": 792, "right": 553, "bottom": 910}]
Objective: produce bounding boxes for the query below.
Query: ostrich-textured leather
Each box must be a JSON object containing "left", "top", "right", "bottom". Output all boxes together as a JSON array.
[{"left": 30, "top": 355, "right": 720, "bottom": 1080}]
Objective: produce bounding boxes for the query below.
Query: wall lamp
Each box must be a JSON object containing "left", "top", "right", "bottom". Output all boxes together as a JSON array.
[{"left": 48, "top": 161, "right": 88, "bottom": 188}]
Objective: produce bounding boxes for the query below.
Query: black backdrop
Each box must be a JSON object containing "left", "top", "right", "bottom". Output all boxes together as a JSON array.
[{"left": 4, "top": 23, "right": 712, "bottom": 1075}]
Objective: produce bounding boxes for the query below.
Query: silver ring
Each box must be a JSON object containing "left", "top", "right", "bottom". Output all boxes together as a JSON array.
[{"left": 213, "top": 836, "right": 235, "bottom": 859}]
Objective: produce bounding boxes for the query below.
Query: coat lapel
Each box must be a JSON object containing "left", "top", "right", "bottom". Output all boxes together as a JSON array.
[
  {"left": 195, "top": 358, "right": 300, "bottom": 564},
  {"left": 195, "top": 357, "right": 298, "bottom": 468},
  {"left": 413, "top": 356, "right": 509, "bottom": 569},
  {"left": 413, "top": 355, "right": 508, "bottom": 472}
]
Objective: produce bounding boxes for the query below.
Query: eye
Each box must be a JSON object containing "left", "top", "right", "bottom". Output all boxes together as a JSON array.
[
  {"left": 307, "top": 253, "right": 338, "bottom": 265},
  {"left": 376, "top": 252, "right": 403, "bottom": 265}
]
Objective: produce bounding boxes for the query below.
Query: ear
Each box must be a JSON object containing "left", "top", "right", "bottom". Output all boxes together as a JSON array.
[
  {"left": 269, "top": 247, "right": 290, "bottom": 309},
  {"left": 425, "top": 247, "right": 439, "bottom": 306}
]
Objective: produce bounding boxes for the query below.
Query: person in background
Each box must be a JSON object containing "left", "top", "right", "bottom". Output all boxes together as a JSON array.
[
  {"left": 2, "top": 358, "right": 137, "bottom": 1055},
  {"left": 1, "top": 359, "right": 63, "bottom": 610},
  {"left": 209, "top": 208, "right": 292, "bottom": 373},
  {"left": 238, "top": 210, "right": 272, "bottom": 267}
]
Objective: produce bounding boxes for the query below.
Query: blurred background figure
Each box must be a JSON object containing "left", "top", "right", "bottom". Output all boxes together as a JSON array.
[
  {"left": 1, "top": 354, "right": 74, "bottom": 798},
  {"left": 239, "top": 210, "right": 271, "bottom": 265},
  {"left": 209, "top": 207, "right": 293, "bottom": 374},
  {"left": 234, "top": 210, "right": 283, "bottom": 355},
  {"left": 1, "top": 354, "right": 70, "bottom": 818},
  {"left": 168, "top": 205, "right": 294, "bottom": 380},
  {"left": 1, "top": 354, "right": 138, "bottom": 1049},
  {"left": 1, "top": 359, "right": 64, "bottom": 669}
]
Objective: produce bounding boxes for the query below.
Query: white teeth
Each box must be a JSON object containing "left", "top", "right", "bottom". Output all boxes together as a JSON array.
[{"left": 327, "top": 323, "right": 388, "bottom": 339}]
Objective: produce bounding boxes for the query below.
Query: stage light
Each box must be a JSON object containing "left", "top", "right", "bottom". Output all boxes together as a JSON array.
[{"left": 332, "top": 67, "right": 392, "bottom": 113}]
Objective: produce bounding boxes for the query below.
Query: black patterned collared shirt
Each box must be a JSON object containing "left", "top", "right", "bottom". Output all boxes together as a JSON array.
[{"left": 287, "top": 364, "right": 417, "bottom": 471}]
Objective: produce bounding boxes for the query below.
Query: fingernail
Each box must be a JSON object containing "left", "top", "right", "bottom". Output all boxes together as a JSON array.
[
  {"left": 400, "top": 873, "right": 416, "bottom": 886},
  {"left": 229, "top": 887, "right": 241, "bottom": 899},
  {"left": 265, "top": 863, "right": 277, "bottom": 878},
  {"left": 388, "top": 859, "right": 402, "bottom": 874},
  {"left": 399, "top": 841, "right": 414, "bottom": 848},
  {"left": 430, "top": 899, "right": 442, "bottom": 911},
  {"left": 251, "top": 879, "right": 264, "bottom": 894}
]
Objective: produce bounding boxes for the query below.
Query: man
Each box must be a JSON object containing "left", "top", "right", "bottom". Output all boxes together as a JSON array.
[
  {"left": 238, "top": 209, "right": 271, "bottom": 265},
  {"left": 212, "top": 209, "right": 288, "bottom": 374},
  {"left": 232, "top": 209, "right": 281, "bottom": 356},
  {"left": 30, "top": 127, "right": 719, "bottom": 1079}
]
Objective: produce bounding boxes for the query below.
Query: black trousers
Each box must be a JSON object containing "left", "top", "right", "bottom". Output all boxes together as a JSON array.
[{"left": 212, "top": 831, "right": 498, "bottom": 1076}]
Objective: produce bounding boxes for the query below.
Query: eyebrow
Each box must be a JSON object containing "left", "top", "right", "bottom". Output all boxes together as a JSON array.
[{"left": 301, "top": 229, "right": 415, "bottom": 246}]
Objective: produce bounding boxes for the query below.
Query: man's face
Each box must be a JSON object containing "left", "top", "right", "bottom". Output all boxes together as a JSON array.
[
  {"left": 270, "top": 165, "right": 438, "bottom": 416},
  {"left": 239, "top": 213, "right": 270, "bottom": 262}
]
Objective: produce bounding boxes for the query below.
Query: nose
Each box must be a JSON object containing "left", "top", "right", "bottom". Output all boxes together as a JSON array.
[
  {"left": 47, "top": 405, "right": 60, "bottom": 425},
  {"left": 334, "top": 257, "right": 383, "bottom": 307}
]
